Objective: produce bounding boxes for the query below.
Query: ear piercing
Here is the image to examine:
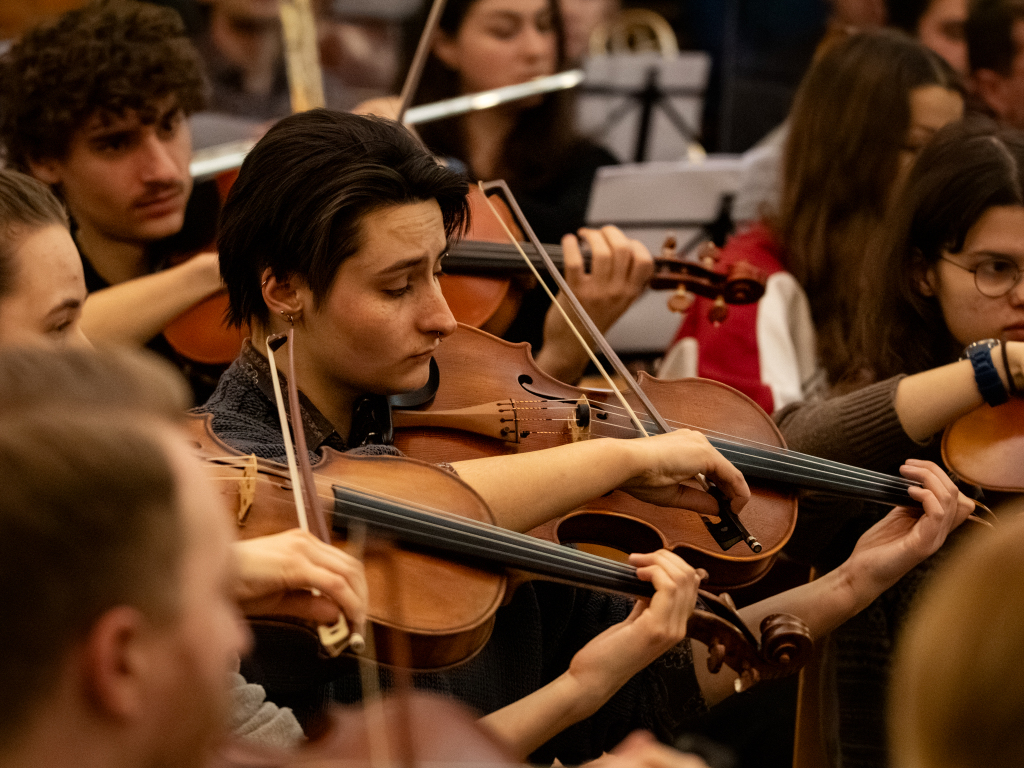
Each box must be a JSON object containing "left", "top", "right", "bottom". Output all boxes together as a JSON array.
[{"left": 280, "top": 310, "right": 294, "bottom": 325}]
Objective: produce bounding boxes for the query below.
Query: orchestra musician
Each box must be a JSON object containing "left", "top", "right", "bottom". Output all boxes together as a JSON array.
[
  {"left": 0, "top": 347, "right": 254, "bottom": 768},
  {"left": 357, "top": 0, "right": 650, "bottom": 385},
  {"left": 199, "top": 106, "right": 973, "bottom": 762},
  {"left": 775, "top": 118, "right": 1024, "bottom": 768},
  {"left": 0, "top": 0, "right": 225, "bottom": 398},
  {"left": 0, "top": 168, "right": 715, "bottom": 765}
]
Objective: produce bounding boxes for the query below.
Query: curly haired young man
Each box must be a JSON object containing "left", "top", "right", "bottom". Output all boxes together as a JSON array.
[{"left": 0, "top": 0, "right": 225, "bottom": 398}]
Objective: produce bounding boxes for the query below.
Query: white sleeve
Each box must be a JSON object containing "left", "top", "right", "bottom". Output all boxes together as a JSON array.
[{"left": 756, "top": 272, "right": 822, "bottom": 411}]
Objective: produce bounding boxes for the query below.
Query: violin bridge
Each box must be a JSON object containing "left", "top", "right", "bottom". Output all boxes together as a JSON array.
[
  {"left": 569, "top": 396, "right": 592, "bottom": 442},
  {"left": 236, "top": 455, "right": 257, "bottom": 526}
]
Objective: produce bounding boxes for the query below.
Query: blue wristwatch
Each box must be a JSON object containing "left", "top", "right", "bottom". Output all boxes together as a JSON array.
[{"left": 962, "top": 339, "right": 1009, "bottom": 407}]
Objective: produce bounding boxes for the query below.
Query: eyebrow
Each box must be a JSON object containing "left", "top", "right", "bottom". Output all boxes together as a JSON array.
[
  {"left": 45, "top": 298, "right": 82, "bottom": 318},
  {"left": 83, "top": 103, "right": 181, "bottom": 137},
  {"left": 376, "top": 248, "right": 447, "bottom": 276}
]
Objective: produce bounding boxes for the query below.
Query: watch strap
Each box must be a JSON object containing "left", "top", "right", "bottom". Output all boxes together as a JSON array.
[{"left": 967, "top": 344, "right": 1010, "bottom": 407}]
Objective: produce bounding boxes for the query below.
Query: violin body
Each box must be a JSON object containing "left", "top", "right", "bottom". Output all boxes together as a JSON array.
[
  {"left": 189, "top": 412, "right": 508, "bottom": 671},
  {"left": 942, "top": 397, "right": 1024, "bottom": 493},
  {"left": 391, "top": 324, "right": 798, "bottom": 589}
]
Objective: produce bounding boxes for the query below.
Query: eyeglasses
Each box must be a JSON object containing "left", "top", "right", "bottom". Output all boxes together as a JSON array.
[{"left": 940, "top": 255, "right": 1024, "bottom": 298}]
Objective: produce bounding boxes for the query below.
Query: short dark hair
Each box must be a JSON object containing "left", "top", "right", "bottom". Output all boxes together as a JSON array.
[
  {"left": 219, "top": 110, "right": 470, "bottom": 328},
  {"left": 0, "top": 347, "right": 190, "bottom": 744},
  {"left": 846, "top": 118, "right": 1024, "bottom": 384},
  {"left": 0, "top": 0, "right": 207, "bottom": 171},
  {"left": 0, "top": 169, "right": 68, "bottom": 299},
  {"left": 966, "top": 0, "right": 1024, "bottom": 74}
]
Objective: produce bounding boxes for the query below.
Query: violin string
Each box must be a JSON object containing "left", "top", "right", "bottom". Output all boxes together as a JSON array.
[
  {"left": 329, "top": 487, "right": 758, "bottom": 634},
  {"left": 201, "top": 456, "right": 725, "bottom": 582},
  {"left": 328, "top": 485, "right": 708, "bottom": 603},
  {"left": 504, "top": 396, "right": 918, "bottom": 494}
]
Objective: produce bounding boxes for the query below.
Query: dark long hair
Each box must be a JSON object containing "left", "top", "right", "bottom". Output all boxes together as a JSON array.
[
  {"left": 773, "top": 29, "right": 962, "bottom": 384},
  {"left": 402, "top": 0, "right": 580, "bottom": 190},
  {"left": 844, "top": 118, "right": 1024, "bottom": 386}
]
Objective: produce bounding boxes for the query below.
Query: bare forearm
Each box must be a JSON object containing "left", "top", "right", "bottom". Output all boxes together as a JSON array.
[
  {"left": 81, "top": 254, "right": 223, "bottom": 346},
  {"left": 894, "top": 359, "right": 985, "bottom": 442},
  {"left": 451, "top": 440, "right": 638, "bottom": 531},
  {"left": 478, "top": 673, "right": 606, "bottom": 759}
]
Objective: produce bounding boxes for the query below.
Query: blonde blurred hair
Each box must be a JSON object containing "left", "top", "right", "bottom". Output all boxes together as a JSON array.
[{"left": 890, "top": 513, "right": 1024, "bottom": 768}]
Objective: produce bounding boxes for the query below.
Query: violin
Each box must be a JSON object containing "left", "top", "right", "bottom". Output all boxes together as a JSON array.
[
  {"left": 188, "top": 411, "right": 812, "bottom": 685},
  {"left": 389, "top": 182, "right": 928, "bottom": 589},
  {"left": 444, "top": 235, "right": 767, "bottom": 326},
  {"left": 942, "top": 396, "right": 1024, "bottom": 493}
]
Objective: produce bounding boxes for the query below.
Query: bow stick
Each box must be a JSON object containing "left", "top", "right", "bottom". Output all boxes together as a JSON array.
[{"left": 265, "top": 330, "right": 365, "bottom": 655}]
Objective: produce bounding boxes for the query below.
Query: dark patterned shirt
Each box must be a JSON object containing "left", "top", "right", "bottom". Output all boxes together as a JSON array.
[
  {"left": 194, "top": 339, "right": 398, "bottom": 464},
  {"left": 196, "top": 344, "right": 707, "bottom": 763}
]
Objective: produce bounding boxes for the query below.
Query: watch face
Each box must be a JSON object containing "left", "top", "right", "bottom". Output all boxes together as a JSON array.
[{"left": 963, "top": 339, "right": 1000, "bottom": 359}]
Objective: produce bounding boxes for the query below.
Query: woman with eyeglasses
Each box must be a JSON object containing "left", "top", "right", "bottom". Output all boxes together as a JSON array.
[{"left": 774, "top": 116, "right": 1023, "bottom": 768}]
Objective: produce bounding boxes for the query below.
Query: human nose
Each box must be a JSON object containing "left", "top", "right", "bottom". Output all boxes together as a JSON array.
[
  {"left": 423, "top": 280, "right": 458, "bottom": 339},
  {"left": 1010, "top": 275, "right": 1024, "bottom": 306},
  {"left": 138, "top": 132, "right": 183, "bottom": 183},
  {"left": 521, "top": 23, "right": 553, "bottom": 61}
]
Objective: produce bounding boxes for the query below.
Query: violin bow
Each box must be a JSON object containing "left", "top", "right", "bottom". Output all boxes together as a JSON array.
[
  {"left": 478, "top": 180, "right": 762, "bottom": 551},
  {"left": 477, "top": 180, "right": 668, "bottom": 437},
  {"left": 264, "top": 330, "right": 365, "bottom": 655},
  {"left": 395, "top": 0, "right": 448, "bottom": 126}
]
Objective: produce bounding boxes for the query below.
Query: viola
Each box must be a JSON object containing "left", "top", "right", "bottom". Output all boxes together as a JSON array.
[
  {"left": 390, "top": 325, "right": 924, "bottom": 588},
  {"left": 188, "top": 411, "right": 812, "bottom": 685}
]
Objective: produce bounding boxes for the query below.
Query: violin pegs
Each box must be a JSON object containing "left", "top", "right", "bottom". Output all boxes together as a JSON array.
[
  {"left": 660, "top": 233, "right": 678, "bottom": 258},
  {"left": 735, "top": 664, "right": 759, "bottom": 693},
  {"left": 697, "top": 241, "right": 720, "bottom": 269},
  {"left": 667, "top": 284, "right": 695, "bottom": 314},
  {"left": 708, "top": 296, "right": 728, "bottom": 326}
]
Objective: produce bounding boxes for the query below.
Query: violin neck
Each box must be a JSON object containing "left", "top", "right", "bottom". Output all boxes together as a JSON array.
[
  {"left": 446, "top": 241, "right": 592, "bottom": 276},
  {"left": 704, "top": 437, "right": 919, "bottom": 507},
  {"left": 330, "top": 484, "right": 653, "bottom": 599}
]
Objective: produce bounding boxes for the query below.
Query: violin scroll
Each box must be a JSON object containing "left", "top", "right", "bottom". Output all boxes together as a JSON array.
[
  {"left": 694, "top": 599, "right": 812, "bottom": 693},
  {"left": 653, "top": 239, "right": 768, "bottom": 325}
]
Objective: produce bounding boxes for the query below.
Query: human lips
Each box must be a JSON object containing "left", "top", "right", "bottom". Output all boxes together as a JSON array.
[
  {"left": 409, "top": 345, "right": 438, "bottom": 360},
  {"left": 1005, "top": 322, "right": 1024, "bottom": 341},
  {"left": 133, "top": 187, "right": 185, "bottom": 216}
]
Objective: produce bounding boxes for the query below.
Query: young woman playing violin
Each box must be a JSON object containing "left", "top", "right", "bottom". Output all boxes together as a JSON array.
[
  {"left": 775, "top": 118, "right": 1024, "bottom": 768},
  {"left": 199, "top": 108, "right": 973, "bottom": 762},
  {"left": 357, "top": 0, "right": 648, "bottom": 385}
]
